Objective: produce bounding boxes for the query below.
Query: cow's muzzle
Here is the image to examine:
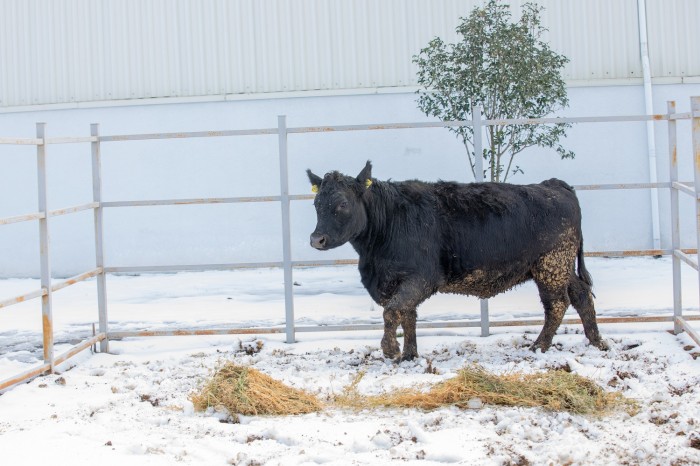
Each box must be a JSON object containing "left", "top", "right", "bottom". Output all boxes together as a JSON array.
[{"left": 310, "top": 233, "right": 329, "bottom": 250}]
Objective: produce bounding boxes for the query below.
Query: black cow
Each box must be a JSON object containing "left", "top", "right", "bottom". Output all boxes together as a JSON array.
[{"left": 307, "top": 161, "right": 608, "bottom": 361}]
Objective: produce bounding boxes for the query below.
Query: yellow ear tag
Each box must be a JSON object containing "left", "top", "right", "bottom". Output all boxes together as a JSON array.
[
  {"left": 311, "top": 184, "right": 319, "bottom": 193},
  {"left": 365, "top": 179, "right": 372, "bottom": 189}
]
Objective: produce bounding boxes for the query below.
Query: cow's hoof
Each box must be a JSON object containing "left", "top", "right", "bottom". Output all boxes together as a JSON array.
[
  {"left": 591, "top": 338, "right": 610, "bottom": 351},
  {"left": 381, "top": 336, "right": 400, "bottom": 359},
  {"left": 381, "top": 344, "right": 400, "bottom": 359},
  {"left": 529, "top": 341, "right": 551, "bottom": 353},
  {"left": 382, "top": 349, "right": 399, "bottom": 359},
  {"left": 400, "top": 352, "right": 418, "bottom": 362}
]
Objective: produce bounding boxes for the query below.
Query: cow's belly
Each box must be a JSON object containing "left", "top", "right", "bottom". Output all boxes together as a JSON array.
[{"left": 438, "top": 266, "right": 532, "bottom": 299}]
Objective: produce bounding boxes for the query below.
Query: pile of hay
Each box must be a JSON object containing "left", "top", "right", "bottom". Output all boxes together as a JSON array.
[
  {"left": 192, "top": 362, "right": 633, "bottom": 418},
  {"left": 337, "top": 365, "right": 634, "bottom": 415},
  {"left": 190, "top": 363, "right": 322, "bottom": 416}
]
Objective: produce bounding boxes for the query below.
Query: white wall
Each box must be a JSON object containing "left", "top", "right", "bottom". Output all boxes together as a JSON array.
[{"left": 0, "top": 83, "right": 698, "bottom": 278}]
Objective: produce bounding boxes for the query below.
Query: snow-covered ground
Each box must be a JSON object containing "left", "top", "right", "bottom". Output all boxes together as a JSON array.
[{"left": 1, "top": 256, "right": 699, "bottom": 465}]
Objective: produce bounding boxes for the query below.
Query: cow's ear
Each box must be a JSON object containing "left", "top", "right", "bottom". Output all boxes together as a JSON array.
[
  {"left": 356, "top": 160, "right": 372, "bottom": 189},
  {"left": 307, "top": 169, "right": 323, "bottom": 193}
]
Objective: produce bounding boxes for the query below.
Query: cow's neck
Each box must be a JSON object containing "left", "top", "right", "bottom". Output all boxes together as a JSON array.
[{"left": 349, "top": 181, "right": 398, "bottom": 258}]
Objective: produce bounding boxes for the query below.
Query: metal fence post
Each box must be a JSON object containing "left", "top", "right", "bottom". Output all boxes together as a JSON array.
[
  {"left": 667, "top": 102, "right": 682, "bottom": 334},
  {"left": 91, "top": 124, "right": 109, "bottom": 352},
  {"left": 278, "top": 115, "right": 296, "bottom": 343},
  {"left": 472, "top": 105, "right": 489, "bottom": 337},
  {"left": 36, "top": 122, "right": 54, "bottom": 371},
  {"left": 692, "top": 96, "right": 700, "bottom": 314}
]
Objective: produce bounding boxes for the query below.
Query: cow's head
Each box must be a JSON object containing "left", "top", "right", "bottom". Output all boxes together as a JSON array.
[{"left": 306, "top": 161, "right": 373, "bottom": 250}]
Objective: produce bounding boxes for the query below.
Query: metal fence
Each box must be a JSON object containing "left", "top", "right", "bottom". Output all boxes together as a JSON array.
[{"left": 1, "top": 98, "right": 699, "bottom": 392}]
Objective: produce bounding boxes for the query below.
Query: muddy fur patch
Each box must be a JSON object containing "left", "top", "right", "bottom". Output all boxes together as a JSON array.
[
  {"left": 439, "top": 267, "right": 531, "bottom": 299},
  {"left": 532, "top": 228, "right": 578, "bottom": 291}
]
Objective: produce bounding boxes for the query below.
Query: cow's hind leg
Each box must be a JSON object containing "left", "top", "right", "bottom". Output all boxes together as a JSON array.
[
  {"left": 531, "top": 241, "right": 578, "bottom": 352},
  {"left": 568, "top": 276, "right": 609, "bottom": 350},
  {"left": 532, "top": 285, "right": 570, "bottom": 352}
]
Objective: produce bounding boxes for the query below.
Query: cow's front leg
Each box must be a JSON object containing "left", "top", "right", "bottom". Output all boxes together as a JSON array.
[
  {"left": 381, "top": 308, "right": 401, "bottom": 358},
  {"left": 399, "top": 308, "right": 418, "bottom": 361},
  {"left": 383, "top": 279, "right": 430, "bottom": 361}
]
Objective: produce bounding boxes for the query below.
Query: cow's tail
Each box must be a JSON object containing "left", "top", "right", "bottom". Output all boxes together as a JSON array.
[{"left": 576, "top": 237, "right": 593, "bottom": 288}]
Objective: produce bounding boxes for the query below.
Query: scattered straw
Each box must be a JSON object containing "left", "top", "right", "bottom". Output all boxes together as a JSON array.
[
  {"left": 336, "top": 365, "right": 636, "bottom": 416},
  {"left": 190, "top": 363, "right": 322, "bottom": 416}
]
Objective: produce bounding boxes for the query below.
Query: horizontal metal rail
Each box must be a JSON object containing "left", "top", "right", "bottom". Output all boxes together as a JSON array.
[
  {"left": 98, "top": 128, "right": 278, "bottom": 143},
  {"left": 51, "top": 268, "right": 103, "bottom": 293},
  {"left": 97, "top": 183, "right": 687, "bottom": 212},
  {"left": 0, "top": 268, "right": 102, "bottom": 310},
  {"left": 293, "top": 259, "right": 362, "bottom": 267},
  {"left": 670, "top": 112, "right": 693, "bottom": 120},
  {"left": 0, "top": 137, "right": 42, "bottom": 145},
  {"left": 0, "top": 333, "right": 106, "bottom": 392},
  {"left": 481, "top": 114, "right": 673, "bottom": 126},
  {"left": 0, "top": 288, "right": 47, "bottom": 309},
  {"left": 585, "top": 248, "right": 697, "bottom": 257},
  {"left": 102, "top": 249, "right": 699, "bottom": 274},
  {"left": 44, "top": 136, "right": 98, "bottom": 145},
  {"left": 105, "top": 259, "right": 369, "bottom": 273},
  {"left": 0, "top": 202, "right": 97, "bottom": 226},
  {"left": 2, "top": 111, "right": 696, "bottom": 149},
  {"left": 285, "top": 113, "right": 694, "bottom": 135},
  {"left": 573, "top": 182, "right": 671, "bottom": 190},
  {"left": 105, "top": 262, "right": 285, "bottom": 273},
  {"left": 676, "top": 317, "right": 700, "bottom": 346},
  {"left": 102, "top": 196, "right": 282, "bottom": 208},
  {"left": 3, "top": 180, "right": 686, "bottom": 227},
  {"left": 0, "top": 363, "right": 51, "bottom": 392},
  {"left": 288, "top": 120, "right": 475, "bottom": 133},
  {"left": 53, "top": 333, "right": 105, "bottom": 366},
  {"left": 291, "top": 194, "right": 315, "bottom": 201},
  {"left": 102, "top": 194, "right": 313, "bottom": 208},
  {"left": 107, "top": 315, "right": 700, "bottom": 340},
  {"left": 108, "top": 328, "right": 285, "bottom": 338},
  {"left": 0, "top": 212, "right": 45, "bottom": 225},
  {"left": 48, "top": 202, "right": 98, "bottom": 217},
  {"left": 300, "top": 315, "right": 700, "bottom": 332}
]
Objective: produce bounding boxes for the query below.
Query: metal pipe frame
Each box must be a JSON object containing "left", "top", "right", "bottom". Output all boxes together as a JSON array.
[
  {"left": 668, "top": 101, "right": 683, "bottom": 334},
  {"left": 36, "top": 123, "right": 54, "bottom": 371},
  {"left": 1, "top": 105, "right": 700, "bottom": 393},
  {"left": 0, "top": 126, "right": 112, "bottom": 389},
  {"left": 471, "top": 105, "right": 490, "bottom": 338},
  {"left": 91, "top": 123, "right": 109, "bottom": 353},
  {"left": 663, "top": 97, "right": 700, "bottom": 343},
  {"left": 0, "top": 289, "right": 47, "bottom": 309},
  {"left": 277, "top": 115, "right": 296, "bottom": 344},
  {"left": 692, "top": 97, "right": 700, "bottom": 335}
]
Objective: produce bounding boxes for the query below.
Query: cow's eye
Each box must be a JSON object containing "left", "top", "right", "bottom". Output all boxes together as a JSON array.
[{"left": 338, "top": 201, "right": 348, "bottom": 210}]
